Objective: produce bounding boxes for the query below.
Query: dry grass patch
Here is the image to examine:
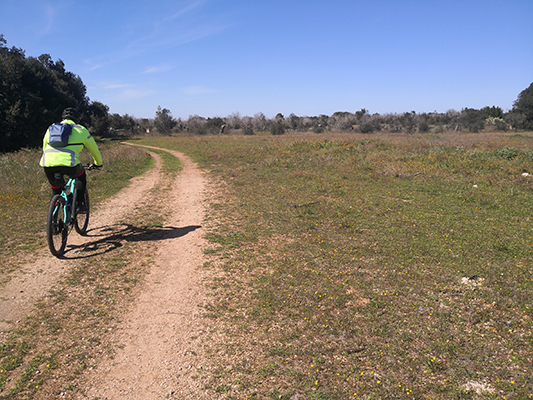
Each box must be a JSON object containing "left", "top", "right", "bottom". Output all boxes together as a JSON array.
[
  {"left": 147, "top": 132, "right": 533, "bottom": 399},
  {"left": 0, "top": 144, "right": 182, "bottom": 399}
]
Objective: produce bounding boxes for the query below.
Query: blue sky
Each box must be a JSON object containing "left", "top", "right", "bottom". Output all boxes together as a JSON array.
[{"left": 1, "top": 0, "right": 532, "bottom": 119}]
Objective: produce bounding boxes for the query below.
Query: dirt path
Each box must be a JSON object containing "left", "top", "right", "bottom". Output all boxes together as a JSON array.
[
  {"left": 0, "top": 149, "right": 163, "bottom": 334},
  {"left": 0, "top": 144, "right": 212, "bottom": 399},
  {"left": 80, "top": 144, "right": 211, "bottom": 399}
]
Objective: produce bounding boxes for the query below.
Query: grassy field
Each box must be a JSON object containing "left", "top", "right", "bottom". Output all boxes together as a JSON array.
[
  {"left": 0, "top": 141, "right": 161, "bottom": 399},
  {"left": 135, "top": 132, "right": 533, "bottom": 399},
  {"left": 1, "top": 131, "right": 533, "bottom": 399},
  {"left": 0, "top": 141, "right": 153, "bottom": 267}
]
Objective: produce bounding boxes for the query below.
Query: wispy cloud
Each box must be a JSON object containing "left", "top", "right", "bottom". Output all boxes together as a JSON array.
[
  {"left": 122, "top": 0, "right": 230, "bottom": 56},
  {"left": 104, "top": 83, "right": 131, "bottom": 89},
  {"left": 40, "top": 4, "right": 57, "bottom": 35},
  {"left": 154, "top": 23, "right": 230, "bottom": 49},
  {"left": 84, "top": 57, "right": 108, "bottom": 71},
  {"left": 144, "top": 64, "right": 173, "bottom": 74},
  {"left": 81, "top": 1, "right": 232, "bottom": 73},
  {"left": 93, "top": 81, "right": 156, "bottom": 101},
  {"left": 166, "top": 0, "right": 207, "bottom": 21}
]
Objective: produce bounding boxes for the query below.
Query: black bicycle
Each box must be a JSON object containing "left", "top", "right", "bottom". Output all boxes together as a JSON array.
[{"left": 46, "top": 165, "right": 97, "bottom": 257}]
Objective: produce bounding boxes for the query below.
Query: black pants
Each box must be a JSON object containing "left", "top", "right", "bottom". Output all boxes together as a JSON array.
[{"left": 44, "top": 165, "right": 87, "bottom": 204}]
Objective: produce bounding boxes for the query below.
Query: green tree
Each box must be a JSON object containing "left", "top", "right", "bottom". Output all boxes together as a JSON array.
[
  {"left": 505, "top": 111, "right": 526, "bottom": 131},
  {"left": 359, "top": 115, "right": 381, "bottom": 134},
  {"left": 85, "top": 101, "right": 110, "bottom": 136},
  {"left": 460, "top": 108, "right": 484, "bottom": 133},
  {"left": 0, "top": 35, "right": 91, "bottom": 151},
  {"left": 242, "top": 125, "right": 254, "bottom": 135},
  {"left": 154, "top": 106, "right": 176, "bottom": 134},
  {"left": 0, "top": 36, "right": 29, "bottom": 151},
  {"left": 400, "top": 111, "right": 417, "bottom": 134},
  {"left": 512, "top": 82, "right": 533, "bottom": 130},
  {"left": 109, "top": 113, "right": 131, "bottom": 130},
  {"left": 355, "top": 108, "right": 368, "bottom": 122},
  {"left": 418, "top": 114, "right": 431, "bottom": 133},
  {"left": 270, "top": 119, "right": 286, "bottom": 135},
  {"left": 330, "top": 111, "right": 357, "bottom": 131},
  {"left": 481, "top": 105, "right": 503, "bottom": 119},
  {"left": 288, "top": 113, "right": 301, "bottom": 131},
  {"left": 359, "top": 122, "right": 375, "bottom": 133},
  {"left": 206, "top": 117, "right": 225, "bottom": 134}
]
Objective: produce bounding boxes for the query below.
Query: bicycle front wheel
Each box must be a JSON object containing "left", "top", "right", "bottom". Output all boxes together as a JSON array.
[
  {"left": 73, "top": 188, "right": 90, "bottom": 235},
  {"left": 47, "top": 194, "right": 68, "bottom": 257}
]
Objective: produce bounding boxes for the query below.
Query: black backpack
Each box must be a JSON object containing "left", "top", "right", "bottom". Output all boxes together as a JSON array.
[{"left": 48, "top": 123, "right": 73, "bottom": 147}]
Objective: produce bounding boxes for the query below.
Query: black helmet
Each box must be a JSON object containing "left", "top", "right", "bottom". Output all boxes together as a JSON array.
[{"left": 62, "top": 107, "right": 81, "bottom": 122}]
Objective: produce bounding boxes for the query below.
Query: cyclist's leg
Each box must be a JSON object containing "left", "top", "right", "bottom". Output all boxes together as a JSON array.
[
  {"left": 71, "top": 165, "right": 90, "bottom": 233},
  {"left": 70, "top": 165, "right": 88, "bottom": 210},
  {"left": 44, "top": 167, "right": 65, "bottom": 196},
  {"left": 61, "top": 164, "right": 87, "bottom": 214}
]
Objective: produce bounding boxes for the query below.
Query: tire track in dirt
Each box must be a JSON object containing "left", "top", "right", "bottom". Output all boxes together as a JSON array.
[
  {"left": 0, "top": 151, "right": 163, "bottom": 334},
  {"left": 79, "top": 144, "right": 211, "bottom": 399}
]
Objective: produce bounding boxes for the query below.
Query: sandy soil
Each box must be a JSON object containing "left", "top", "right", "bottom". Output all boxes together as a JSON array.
[
  {"left": 80, "top": 144, "right": 211, "bottom": 400},
  {"left": 0, "top": 144, "right": 212, "bottom": 399}
]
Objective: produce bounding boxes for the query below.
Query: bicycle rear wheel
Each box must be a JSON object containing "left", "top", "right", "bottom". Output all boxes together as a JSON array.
[
  {"left": 47, "top": 194, "right": 68, "bottom": 257},
  {"left": 73, "top": 188, "right": 90, "bottom": 235}
]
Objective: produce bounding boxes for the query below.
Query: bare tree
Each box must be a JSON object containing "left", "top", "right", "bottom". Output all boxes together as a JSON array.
[
  {"left": 186, "top": 115, "right": 207, "bottom": 135},
  {"left": 253, "top": 112, "right": 268, "bottom": 132},
  {"left": 445, "top": 109, "right": 461, "bottom": 131},
  {"left": 226, "top": 112, "right": 242, "bottom": 130}
]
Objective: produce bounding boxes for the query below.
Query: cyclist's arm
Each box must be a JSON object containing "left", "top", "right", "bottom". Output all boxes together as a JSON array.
[
  {"left": 82, "top": 128, "right": 103, "bottom": 167},
  {"left": 87, "top": 164, "right": 102, "bottom": 170},
  {"left": 42, "top": 129, "right": 50, "bottom": 150}
]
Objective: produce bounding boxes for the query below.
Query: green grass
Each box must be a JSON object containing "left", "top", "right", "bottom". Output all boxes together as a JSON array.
[
  {"left": 0, "top": 141, "right": 184, "bottom": 399},
  {"left": 2, "top": 132, "right": 533, "bottom": 399},
  {"left": 0, "top": 142, "right": 152, "bottom": 265},
  {"left": 133, "top": 132, "right": 533, "bottom": 399}
]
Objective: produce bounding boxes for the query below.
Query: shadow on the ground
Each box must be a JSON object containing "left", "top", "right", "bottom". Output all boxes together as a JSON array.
[{"left": 61, "top": 223, "right": 201, "bottom": 259}]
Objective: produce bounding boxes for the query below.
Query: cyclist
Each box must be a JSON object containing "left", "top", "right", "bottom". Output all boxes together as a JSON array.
[{"left": 40, "top": 107, "right": 103, "bottom": 212}]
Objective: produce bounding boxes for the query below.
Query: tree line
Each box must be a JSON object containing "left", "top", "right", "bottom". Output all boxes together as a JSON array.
[
  {"left": 1, "top": 34, "right": 533, "bottom": 152},
  {"left": 154, "top": 86, "right": 533, "bottom": 136}
]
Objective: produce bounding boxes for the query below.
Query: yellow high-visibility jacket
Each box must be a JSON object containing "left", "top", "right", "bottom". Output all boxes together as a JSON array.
[{"left": 40, "top": 119, "right": 103, "bottom": 167}]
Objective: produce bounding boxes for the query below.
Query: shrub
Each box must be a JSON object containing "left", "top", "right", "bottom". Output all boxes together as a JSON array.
[
  {"left": 460, "top": 108, "right": 484, "bottom": 133},
  {"left": 495, "top": 146, "right": 519, "bottom": 160},
  {"left": 242, "top": 125, "right": 254, "bottom": 135},
  {"left": 359, "top": 123, "right": 375, "bottom": 133},
  {"left": 419, "top": 121, "right": 430, "bottom": 133},
  {"left": 524, "top": 149, "right": 533, "bottom": 160},
  {"left": 270, "top": 121, "right": 286, "bottom": 135},
  {"left": 359, "top": 120, "right": 381, "bottom": 134},
  {"left": 494, "top": 118, "right": 508, "bottom": 131},
  {"left": 312, "top": 125, "right": 324, "bottom": 134}
]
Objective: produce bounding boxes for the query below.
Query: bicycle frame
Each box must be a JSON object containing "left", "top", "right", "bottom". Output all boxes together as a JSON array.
[
  {"left": 52, "top": 176, "right": 78, "bottom": 229},
  {"left": 47, "top": 164, "right": 96, "bottom": 257}
]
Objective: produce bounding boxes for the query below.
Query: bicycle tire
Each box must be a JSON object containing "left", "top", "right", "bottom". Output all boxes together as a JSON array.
[
  {"left": 73, "top": 188, "right": 90, "bottom": 235},
  {"left": 47, "top": 194, "right": 68, "bottom": 257}
]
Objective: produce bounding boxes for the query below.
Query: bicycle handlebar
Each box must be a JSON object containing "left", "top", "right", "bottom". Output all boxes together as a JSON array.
[{"left": 82, "top": 164, "right": 103, "bottom": 171}]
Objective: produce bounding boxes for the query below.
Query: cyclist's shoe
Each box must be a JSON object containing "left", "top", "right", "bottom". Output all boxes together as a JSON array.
[{"left": 76, "top": 204, "right": 88, "bottom": 214}]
